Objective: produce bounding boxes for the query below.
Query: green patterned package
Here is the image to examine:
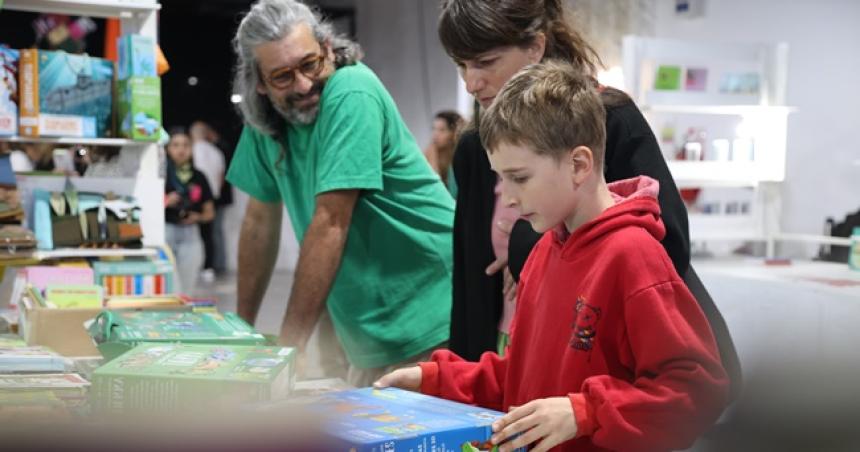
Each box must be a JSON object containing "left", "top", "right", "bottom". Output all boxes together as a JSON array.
[
  {"left": 91, "top": 343, "right": 295, "bottom": 417},
  {"left": 88, "top": 310, "right": 267, "bottom": 361}
]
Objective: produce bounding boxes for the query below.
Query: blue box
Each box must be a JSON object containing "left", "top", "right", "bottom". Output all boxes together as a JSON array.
[
  {"left": 18, "top": 49, "right": 113, "bottom": 137},
  {"left": 117, "top": 34, "right": 156, "bottom": 80},
  {"left": 313, "top": 387, "right": 525, "bottom": 452}
]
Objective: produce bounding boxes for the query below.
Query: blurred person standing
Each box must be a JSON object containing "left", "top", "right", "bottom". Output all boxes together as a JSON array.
[{"left": 190, "top": 120, "right": 226, "bottom": 282}]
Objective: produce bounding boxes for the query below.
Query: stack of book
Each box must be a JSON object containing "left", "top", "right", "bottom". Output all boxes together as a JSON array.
[
  {"left": 93, "top": 260, "right": 174, "bottom": 296},
  {"left": 0, "top": 345, "right": 69, "bottom": 373}
]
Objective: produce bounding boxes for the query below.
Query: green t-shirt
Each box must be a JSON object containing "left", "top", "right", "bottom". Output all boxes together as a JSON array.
[{"left": 227, "top": 62, "right": 454, "bottom": 368}]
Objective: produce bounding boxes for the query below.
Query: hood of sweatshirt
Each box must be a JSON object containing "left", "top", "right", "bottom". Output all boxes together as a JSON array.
[{"left": 552, "top": 176, "right": 665, "bottom": 257}]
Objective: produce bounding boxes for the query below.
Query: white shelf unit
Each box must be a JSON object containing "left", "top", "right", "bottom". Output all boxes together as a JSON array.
[
  {"left": 1, "top": 136, "right": 153, "bottom": 147},
  {"left": 622, "top": 35, "right": 793, "bottom": 256},
  {"left": 32, "top": 247, "right": 158, "bottom": 260},
  {"left": 1, "top": 0, "right": 165, "bottom": 246},
  {"left": 2, "top": 0, "right": 159, "bottom": 18}
]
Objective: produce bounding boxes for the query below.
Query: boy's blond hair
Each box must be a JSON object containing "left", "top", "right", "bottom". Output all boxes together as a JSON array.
[{"left": 480, "top": 60, "right": 607, "bottom": 169}]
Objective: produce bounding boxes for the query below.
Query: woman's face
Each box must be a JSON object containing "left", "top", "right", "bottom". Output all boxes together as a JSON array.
[
  {"left": 167, "top": 134, "right": 193, "bottom": 165},
  {"left": 456, "top": 36, "right": 545, "bottom": 110},
  {"left": 431, "top": 118, "right": 455, "bottom": 148}
]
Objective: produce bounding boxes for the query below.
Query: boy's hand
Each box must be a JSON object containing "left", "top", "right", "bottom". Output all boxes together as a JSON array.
[
  {"left": 373, "top": 366, "right": 422, "bottom": 392},
  {"left": 491, "top": 397, "right": 577, "bottom": 452}
]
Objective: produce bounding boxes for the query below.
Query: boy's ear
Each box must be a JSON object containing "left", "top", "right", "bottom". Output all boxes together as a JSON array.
[
  {"left": 569, "top": 146, "right": 594, "bottom": 184},
  {"left": 528, "top": 32, "right": 547, "bottom": 63}
]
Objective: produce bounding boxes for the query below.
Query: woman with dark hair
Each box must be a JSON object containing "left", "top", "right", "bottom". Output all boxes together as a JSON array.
[
  {"left": 164, "top": 127, "right": 215, "bottom": 294},
  {"left": 423, "top": 110, "right": 464, "bottom": 195},
  {"left": 439, "top": 0, "right": 740, "bottom": 399}
]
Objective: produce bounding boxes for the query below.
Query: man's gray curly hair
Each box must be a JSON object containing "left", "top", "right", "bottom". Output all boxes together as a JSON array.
[{"left": 232, "top": 0, "right": 363, "bottom": 136}]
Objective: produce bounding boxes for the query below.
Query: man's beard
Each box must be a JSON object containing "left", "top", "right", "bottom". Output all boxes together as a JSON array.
[{"left": 272, "top": 79, "right": 326, "bottom": 125}]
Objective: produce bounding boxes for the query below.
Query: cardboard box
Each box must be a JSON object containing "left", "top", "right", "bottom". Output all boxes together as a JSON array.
[
  {"left": 0, "top": 46, "right": 18, "bottom": 136},
  {"left": 311, "top": 387, "right": 525, "bottom": 452},
  {"left": 117, "top": 76, "right": 161, "bottom": 141},
  {"left": 18, "top": 49, "right": 113, "bottom": 137},
  {"left": 89, "top": 310, "right": 267, "bottom": 361},
  {"left": 117, "top": 34, "right": 157, "bottom": 80},
  {"left": 91, "top": 343, "right": 295, "bottom": 417},
  {"left": 16, "top": 300, "right": 190, "bottom": 357}
]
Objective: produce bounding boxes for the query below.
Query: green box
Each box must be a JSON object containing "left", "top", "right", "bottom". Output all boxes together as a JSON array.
[
  {"left": 117, "top": 34, "right": 156, "bottom": 80},
  {"left": 654, "top": 65, "right": 683, "bottom": 90},
  {"left": 89, "top": 310, "right": 268, "bottom": 361},
  {"left": 117, "top": 76, "right": 161, "bottom": 141},
  {"left": 91, "top": 343, "right": 295, "bottom": 416}
]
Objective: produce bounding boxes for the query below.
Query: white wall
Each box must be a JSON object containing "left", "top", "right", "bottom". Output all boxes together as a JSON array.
[
  {"left": 653, "top": 0, "right": 860, "bottom": 256},
  {"left": 355, "top": 0, "right": 460, "bottom": 148}
]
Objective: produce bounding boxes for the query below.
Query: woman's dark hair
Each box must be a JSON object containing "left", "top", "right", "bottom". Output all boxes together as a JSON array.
[
  {"left": 435, "top": 110, "right": 464, "bottom": 132},
  {"left": 438, "top": 0, "right": 602, "bottom": 76},
  {"left": 167, "top": 126, "right": 189, "bottom": 140}
]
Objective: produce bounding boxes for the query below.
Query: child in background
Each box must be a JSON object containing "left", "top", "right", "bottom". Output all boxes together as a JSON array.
[
  {"left": 164, "top": 127, "right": 215, "bottom": 294},
  {"left": 376, "top": 61, "right": 728, "bottom": 452}
]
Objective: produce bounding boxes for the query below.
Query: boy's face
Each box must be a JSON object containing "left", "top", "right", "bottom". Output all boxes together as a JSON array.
[{"left": 488, "top": 142, "right": 579, "bottom": 233}]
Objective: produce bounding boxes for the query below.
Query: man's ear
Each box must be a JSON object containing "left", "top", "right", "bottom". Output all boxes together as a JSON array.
[
  {"left": 569, "top": 146, "right": 594, "bottom": 185},
  {"left": 256, "top": 80, "right": 267, "bottom": 96}
]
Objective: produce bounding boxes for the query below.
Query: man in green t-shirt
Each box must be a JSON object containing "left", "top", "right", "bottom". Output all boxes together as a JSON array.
[{"left": 228, "top": 0, "right": 454, "bottom": 386}]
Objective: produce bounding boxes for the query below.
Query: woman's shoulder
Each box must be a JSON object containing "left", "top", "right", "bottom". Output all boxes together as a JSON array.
[{"left": 601, "top": 87, "right": 652, "bottom": 136}]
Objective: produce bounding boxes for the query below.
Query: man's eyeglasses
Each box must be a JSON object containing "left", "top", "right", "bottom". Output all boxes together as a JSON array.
[{"left": 262, "top": 52, "right": 327, "bottom": 90}]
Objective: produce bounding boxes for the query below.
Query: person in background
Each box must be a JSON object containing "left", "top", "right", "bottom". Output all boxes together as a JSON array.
[
  {"left": 189, "top": 120, "right": 226, "bottom": 282},
  {"left": 436, "top": 0, "right": 740, "bottom": 400},
  {"left": 164, "top": 127, "right": 215, "bottom": 294},
  {"left": 423, "top": 110, "right": 464, "bottom": 197},
  {"left": 376, "top": 61, "right": 729, "bottom": 452}
]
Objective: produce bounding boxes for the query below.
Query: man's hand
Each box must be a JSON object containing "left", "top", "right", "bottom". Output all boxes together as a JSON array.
[
  {"left": 373, "top": 366, "right": 422, "bottom": 392},
  {"left": 491, "top": 397, "right": 578, "bottom": 452}
]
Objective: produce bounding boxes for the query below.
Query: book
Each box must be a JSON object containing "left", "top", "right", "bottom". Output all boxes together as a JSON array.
[
  {"left": 654, "top": 65, "right": 682, "bottom": 91},
  {"left": 308, "top": 387, "right": 525, "bottom": 452},
  {"left": 0, "top": 373, "right": 89, "bottom": 390},
  {"left": 0, "top": 334, "right": 26, "bottom": 347},
  {"left": 44, "top": 284, "right": 104, "bottom": 309},
  {"left": 0, "top": 346, "right": 69, "bottom": 373},
  {"left": 685, "top": 67, "right": 708, "bottom": 91},
  {"left": 89, "top": 310, "right": 268, "bottom": 361},
  {"left": 104, "top": 295, "right": 185, "bottom": 309},
  {"left": 18, "top": 49, "right": 114, "bottom": 137},
  {"left": 93, "top": 260, "right": 174, "bottom": 296},
  {"left": 21, "top": 266, "right": 94, "bottom": 293},
  {"left": 91, "top": 343, "right": 295, "bottom": 416}
]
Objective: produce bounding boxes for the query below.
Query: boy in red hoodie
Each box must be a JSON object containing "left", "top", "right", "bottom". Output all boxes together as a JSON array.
[{"left": 375, "top": 61, "right": 729, "bottom": 452}]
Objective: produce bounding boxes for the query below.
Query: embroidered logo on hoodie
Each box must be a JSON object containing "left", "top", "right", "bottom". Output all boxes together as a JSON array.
[{"left": 571, "top": 297, "right": 601, "bottom": 352}]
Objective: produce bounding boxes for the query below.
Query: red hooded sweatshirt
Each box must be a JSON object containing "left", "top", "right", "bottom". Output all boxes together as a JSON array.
[{"left": 419, "top": 176, "right": 729, "bottom": 452}]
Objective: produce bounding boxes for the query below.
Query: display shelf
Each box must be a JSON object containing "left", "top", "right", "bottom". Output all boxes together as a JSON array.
[
  {"left": 644, "top": 104, "right": 796, "bottom": 116},
  {"left": 31, "top": 247, "right": 158, "bottom": 260},
  {"left": 2, "top": 0, "right": 165, "bottom": 246},
  {"left": 688, "top": 213, "right": 762, "bottom": 241},
  {"left": 668, "top": 161, "right": 771, "bottom": 187},
  {"left": 2, "top": 0, "right": 159, "bottom": 18},
  {"left": 0, "top": 136, "right": 153, "bottom": 147},
  {"left": 623, "top": 35, "right": 794, "bottom": 256}
]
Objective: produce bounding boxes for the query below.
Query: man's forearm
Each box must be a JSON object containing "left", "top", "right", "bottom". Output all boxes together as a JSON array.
[
  {"left": 236, "top": 204, "right": 281, "bottom": 324},
  {"left": 279, "top": 219, "right": 348, "bottom": 351}
]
